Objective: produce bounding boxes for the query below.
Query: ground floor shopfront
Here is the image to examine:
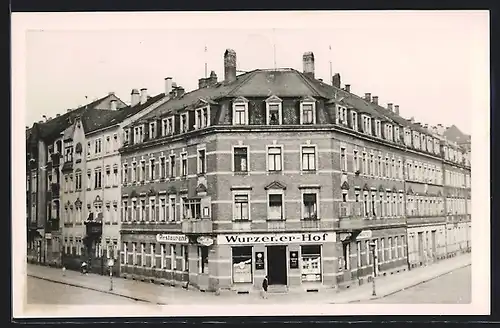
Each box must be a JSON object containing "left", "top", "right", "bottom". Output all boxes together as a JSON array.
[
  {"left": 336, "top": 227, "right": 408, "bottom": 288},
  {"left": 27, "top": 231, "right": 62, "bottom": 267}
]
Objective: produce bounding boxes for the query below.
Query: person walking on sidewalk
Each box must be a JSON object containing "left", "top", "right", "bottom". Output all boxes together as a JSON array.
[
  {"left": 261, "top": 276, "right": 268, "bottom": 299},
  {"left": 81, "top": 261, "right": 88, "bottom": 275}
]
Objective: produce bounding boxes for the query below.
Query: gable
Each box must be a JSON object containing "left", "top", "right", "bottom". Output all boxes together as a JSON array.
[{"left": 264, "top": 181, "right": 287, "bottom": 190}]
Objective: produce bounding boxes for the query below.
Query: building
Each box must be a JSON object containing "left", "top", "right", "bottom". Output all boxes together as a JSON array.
[
  {"left": 59, "top": 88, "right": 170, "bottom": 274},
  {"left": 26, "top": 93, "right": 126, "bottom": 266}
]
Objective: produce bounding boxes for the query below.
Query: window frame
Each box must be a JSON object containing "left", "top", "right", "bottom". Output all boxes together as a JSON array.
[
  {"left": 232, "top": 145, "right": 249, "bottom": 173},
  {"left": 266, "top": 145, "right": 284, "bottom": 172},
  {"left": 300, "top": 101, "right": 316, "bottom": 125},
  {"left": 233, "top": 192, "right": 251, "bottom": 221},
  {"left": 265, "top": 97, "right": 283, "bottom": 125},
  {"left": 301, "top": 188, "right": 320, "bottom": 220},
  {"left": 232, "top": 98, "right": 249, "bottom": 125},
  {"left": 267, "top": 189, "right": 285, "bottom": 221},
  {"left": 300, "top": 145, "right": 317, "bottom": 172}
]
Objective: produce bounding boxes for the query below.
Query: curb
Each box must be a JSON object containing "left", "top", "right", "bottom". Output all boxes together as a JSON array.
[
  {"left": 332, "top": 262, "right": 471, "bottom": 304},
  {"left": 28, "top": 275, "right": 166, "bottom": 305}
]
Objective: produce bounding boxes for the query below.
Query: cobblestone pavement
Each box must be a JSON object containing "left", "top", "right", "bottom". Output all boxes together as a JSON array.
[
  {"left": 26, "top": 253, "right": 471, "bottom": 305},
  {"left": 27, "top": 276, "right": 142, "bottom": 304},
  {"left": 366, "top": 266, "right": 471, "bottom": 304}
]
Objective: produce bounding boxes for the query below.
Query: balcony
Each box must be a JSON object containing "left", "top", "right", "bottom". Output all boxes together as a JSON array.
[
  {"left": 181, "top": 218, "right": 213, "bottom": 235},
  {"left": 338, "top": 203, "right": 406, "bottom": 231},
  {"left": 121, "top": 220, "right": 182, "bottom": 233},
  {"left": 61, "top": 161, "right": 73, "bottom": 172},
  {"left": 46, "top": 218, "right": 60, "bottom": 232}
]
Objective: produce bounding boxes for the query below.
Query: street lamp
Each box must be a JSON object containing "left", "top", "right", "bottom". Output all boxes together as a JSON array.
[{"left": 369, "top": 241, "right": 377, "bottom": 297}]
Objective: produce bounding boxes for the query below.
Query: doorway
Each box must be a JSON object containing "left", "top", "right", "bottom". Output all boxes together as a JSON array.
[{"left": 266, "top": 246, "right": 287, "bottom": 285}]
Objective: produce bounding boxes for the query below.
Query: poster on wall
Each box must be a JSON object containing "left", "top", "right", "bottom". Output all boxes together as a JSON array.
[
  {"left": 255, "top": 252, "right": 265, "bottom": 270},
  {"left": 233, "top": 258, "right": 252, "bottom": 283},
  {"left": 289, "top": 251, "right": 299, "bottom": 269}
]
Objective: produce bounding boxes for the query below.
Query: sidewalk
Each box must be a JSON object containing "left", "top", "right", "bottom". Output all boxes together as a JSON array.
[{"left": 27, "top": 253, "right": 471, "bottom": 304}]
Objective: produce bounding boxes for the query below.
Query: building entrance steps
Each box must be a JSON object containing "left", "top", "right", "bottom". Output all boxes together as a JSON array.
[{"left": 27, "top": 253, "right": 470, "bottom": 304}]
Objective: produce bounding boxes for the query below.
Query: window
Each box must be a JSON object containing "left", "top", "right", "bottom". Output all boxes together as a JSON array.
[
  {"left": 87, "top": 141, "right": 91, "bottom": 156},
  {"left": 180, "top": 113, "right": 189, "bottom": 133},
  {"left": 140, "top": 160, "right": 146, "bottom": 181},
  {"left": 149, "top": 122, "right": 156, "bottom": 139},
  {"left": 139, "top": 199, "right": 146, "bottom": 221},
  {"left": 234, "top": 194, "right": 249, "bottom": 221},
  {"left": 301, "top": 245, "right": 322, "bottom": 282},
  {"left": 362, "top": 152, "right": 368, "bottom": 174},
  {"left": 233, "top": 100, "right": 248, "bottom": 125},
  {"left": 105, "top": 167, "right": 111, "bottom": 187},
  {"left": 159, "top": 197, "right": 166, "bottom": 221},
  {"left": 267, "top": 146, "right": 282, "bottom": 171},
  {"left": 95, "top": 139, "right": 102, "bottom": 154},
  {"left": 301, "top": 146, "right": 316, "bottom": 171},
  {"left": 351, "top": 112, "right": 358, "bottom": 131},
  {"left": 197, "top": 149, "right": 206, "bottom": 174},
  {"left": 149, "top": 158, "right": 155, "bottom": 181},
  {"left": 124, "top": 129, "right": 130, "bottom": 144},
  {"left": 105, "top": 136, "right": 110, "bottom": 153},
  {"left": 64, "top": 145, "right": 73, "bottom": 162},
  {"left": 375, "top": 120, "right": 381, "bottom": 137},
  {"left": 167, "top": 117, "right": 174, "bottom": 135},
  {"left": 181, "top": 153, "right": 187, "bottom": 177},
  {"left": 233, "top": 147, "right": 248, "bottom": 172},
  {"left": 160, "top": 244, "right": 166, "bottom": 269},
  {"left": 301, "top": 102, "right": 316, "bottom": 124},
  {"left": 195, "top": 107, "right": 210, "bottom": 129},
  {"left": 388, "top": 237, "right": 393, "bottom": 260},
  {"left": 353, "top": 150, "right": 359, "bottom": 172},
  {"left": 182, "top": 245, "right": 189, "bottom": 271},
  {"left": 149, "top": 197, "right": 156, "bottom": 222},
  {"left": 394, "top": 126, "right": 400, "bottom": 142},
  {"left": 159, "top": 157, "right": 166, "bottom": 179},
  {"left": 342, "top": 242, "right": 350, "bottom": 270},
  {"left": 169, "top": 155, "right": 175, "bottom": 177},
  {"left": 370, "top": 154, "right": 375, "bottom": 175},
  {"left": 182, "top": 198, "right": 201, "bottom": 219},
  {"left": 171, "top": 245, "right": 177, "bottom": 270},
  {"left": 268, "top": 193, "right": 283, "bottom": 220},
  {"left": 75, "top": 171, "right": 82, "bottom": 190},
  {"left": 94, "top": 168, "right": 102, "bottom": 189},
  {"left": 356, "top": 241, "right": 361, "bottom": 267},
  {"left": 302, "top": 193, "right": 318, "bottom": 220},
  {"left": 337, "top": 106, "right": 348, "bottom": 125},
  {"left": 131, "top": 163, "right": 137, "bottom": 182},
  {"left": 86, "top": 170, "right": 92, "bottom": 189},
  {"left": 267, "top": 103, "right": 282, "bottom": 125},
  {"left": 232, "top": 246, "right": 252, "bottom": 283},
  {"left": 169, "top": 195, "right": 176, "bottom": 222},
  {"left": 113, "top": 166, "right": 118, "bottom": 186}
]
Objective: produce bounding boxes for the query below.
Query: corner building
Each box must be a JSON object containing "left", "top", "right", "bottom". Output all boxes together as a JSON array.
[{"left": 119, "top": 49, "right": 470, "bottom": 294}]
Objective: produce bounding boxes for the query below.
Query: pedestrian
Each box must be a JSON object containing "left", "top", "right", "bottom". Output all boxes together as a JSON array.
[
  {"left": 62, "top": 266, "right": 66, "bottom": 277},
  {"left": 81, "top": 261, "right": 88, "bottom": 275},
  {"left": 261, "top": 275, "right": 268, "bottom": 299}
]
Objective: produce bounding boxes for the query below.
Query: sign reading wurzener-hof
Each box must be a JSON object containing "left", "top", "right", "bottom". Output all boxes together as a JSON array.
[{"left": 217, "top": 232, "right": 336, "bottom": 245}]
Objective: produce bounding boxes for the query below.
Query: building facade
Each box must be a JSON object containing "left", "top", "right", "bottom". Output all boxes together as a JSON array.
[{"left": 59, "top": 89, "right": 169, "bottom": 274}]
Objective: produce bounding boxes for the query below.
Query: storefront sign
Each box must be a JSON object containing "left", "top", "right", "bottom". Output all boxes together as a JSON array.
[
  {"left": 218, "top": 232, "right": 335, "bottom": 245},
  {"left": 197, "top": 236, "right": 214, "bottom": 247},
  {"left": 289, "top": 251, "right": 299, "bottom": 269},
  {"left": 255, "top": 252, "right": 265, "bottom": 270},
  {"left": 156, "top": 234, "right": 188, "bottom": 244},
  {"left": 44, "top": 233, "right": 52, "bottom": 240},
  {"left": 356, "top": 230, "right": 373, "bottom": 240}
]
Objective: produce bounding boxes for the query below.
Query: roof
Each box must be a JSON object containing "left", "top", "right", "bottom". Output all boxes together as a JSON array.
[{"left": 443, "top": 125, "right": 471, "bottom": 144}]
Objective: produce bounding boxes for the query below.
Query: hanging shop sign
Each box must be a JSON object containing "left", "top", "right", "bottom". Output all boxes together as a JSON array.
[
  {"left": 44, "top": 233, "right": 52, "bottom": 240},
  {"left": 289, "top": 251, "right": 299, "bottom": 269},
  {"left": 156, "top": 234, "right": 189, "bottom": 244},
  {"left": 356, "top": 230, "right": 373, "bottom": 240},
  {"left": 218, "top": 232, "right": 336, "bottom": 245},
  {"left": 255, "top": 252, "right": 265, "bottom": 270},
  {"left": 197, "top": 236, "right": 214, "bottom": 247}
]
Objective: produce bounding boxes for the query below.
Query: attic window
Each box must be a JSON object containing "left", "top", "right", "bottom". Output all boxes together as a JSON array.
[
  {"left": 265, "top": 96, "right": 282, "bottom": 126},
  {"left": 336, "top": 106, "right": 348, "bottom": 125},
  {"left": 300, "top": 101, "right": 316, "bottom": 125},
  {"left": 195, "top": 106, "right": 210, "bottom": 129},
  {"left": 232, "top": 97, "right": 249, "bottom": 125},
  {"left": 180, "top": 113, "right": 189, "bottom": 133}
]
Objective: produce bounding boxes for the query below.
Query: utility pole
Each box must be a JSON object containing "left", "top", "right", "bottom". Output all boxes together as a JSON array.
[{"left": 329, "top": 45, "right": 333, "bottom": 84}]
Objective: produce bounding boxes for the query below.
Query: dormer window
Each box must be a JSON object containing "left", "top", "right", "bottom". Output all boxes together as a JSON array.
[
  {"left": 394, "top": 126, "right": 400, "bottom": 142},
  {"left": 384, "top": 124, "right": 393, "bottom": 141},
  {"left": 265, "top": 95, "right": 282, "bottom": 125},
  {"left": 433, "top": 138, "right": 440, "bottom": 154},
  {"left": 300, "top": 97, "right": 316, "bottom": 125},
  {"left": 375, "top": 120, "right": 381, "bottom": 137},
  {"left": 232, "top": 96, "right": 249, "bottom": 125},
  {"left": 180, "top": 113, "right": 189, "bottom": 133},
  {"left": 161, "top": 118, "right": 168, "bottom": 136},
  {"left": 413, "top": 131, "right": 420, "bottom": 149},
  {"left": 426, "top": 136, "right": 433, "bottom": 153},
  {"left": 124, "top": 129, "right": 130, "bottom": 144},
  {"left": 336, "top": 106, "right": 348, "bottom": 125},
  {"left": 167, "top": 117, "right": 174, "bottom": 135},
  {"left": 350, "top": 111, "right": 358, "bottom": 131},
  {"left": 134, "top": 125, "right": 144, "bottom": 144},
  {"left": 149, "top": 121, "right": 156, "bottom": 139},
  {"left": 362, "top": 115, "right": 372, "bottom": 135},
  {"left": 195, "top": 106, "right": 210, "bottom": 129},
  {"left": 420, "top": 134, "right": 426, "bottom": 151}
]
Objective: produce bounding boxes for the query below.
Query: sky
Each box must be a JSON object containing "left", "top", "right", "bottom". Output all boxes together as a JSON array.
[{"left": 16, "top": 11, "right": 489, "bottom": 135}]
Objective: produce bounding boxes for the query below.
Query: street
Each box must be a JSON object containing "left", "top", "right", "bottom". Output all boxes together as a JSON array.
[
  {"left": 27, "top": 277, "right": 142, "bottom": 304},
  {"left": 366, "top": 266, "right": 471, "bottom": 304}
]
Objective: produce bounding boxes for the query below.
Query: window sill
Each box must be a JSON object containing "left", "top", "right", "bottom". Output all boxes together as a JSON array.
[
  {"left": 233, "top": 219, "right": 251, "bottom": 223},
  {"left": 301, "top": 170, "right": 317, "bottom": 174},
  {"left": 267, "top": 170, "right": 282, "bottom": 175},
  {"left": 234, "top": 171, "right": 248, "bottom": 176},
  {"left": 197, "top": 172, "right": 206, "bottom": 177}
]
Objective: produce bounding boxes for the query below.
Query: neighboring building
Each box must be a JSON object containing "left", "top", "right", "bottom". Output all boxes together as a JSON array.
[
  {"left": 26, "top": 93, "right": 126, "bottom": 266},
  {"left": 60, "top": 88, "right": 170, "bottom": 274}
]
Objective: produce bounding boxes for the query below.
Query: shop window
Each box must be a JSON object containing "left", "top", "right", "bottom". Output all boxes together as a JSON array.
[
  {"left": 301, "top": 245, "right": 322, "bottom": 282},
  {"left": 182, "top": 245, "right": 189, "bottom": 271},
  {"left": 232, "top": 246, "right": 253, "bottom": 283},
  {"left": 171, "top": 245, "right": 177, "bottom": 270}
]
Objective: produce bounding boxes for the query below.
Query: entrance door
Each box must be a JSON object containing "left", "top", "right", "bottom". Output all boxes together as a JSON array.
[
  {"left": 417, "top": 232, "right": 424, "bottom": 264},
  {"left": 431, "top": 230, "right": 437, "bottom": 260},
  {"left": 267, "top": 246, "right": 287, "bottom": 285}
]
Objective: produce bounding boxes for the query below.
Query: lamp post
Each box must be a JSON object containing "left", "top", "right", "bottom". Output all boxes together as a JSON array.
[
  {"left": 369, "top": 241, "right": 377, "bottom": 297},
  {"left": 108, "top": 258, "right": 114, "bottom": 291}
]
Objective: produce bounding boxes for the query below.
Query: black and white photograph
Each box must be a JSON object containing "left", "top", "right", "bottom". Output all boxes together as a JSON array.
[{"left": 12, "top": 11, "right": 489, "bottom": 318}]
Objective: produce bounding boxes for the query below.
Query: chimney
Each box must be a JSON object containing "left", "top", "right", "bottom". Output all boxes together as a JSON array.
[
  {"left": 387, "top": 103, "right": 393, "bottom": 111},
  {"left": 303, "top": 51, "right": 315, "bottom": 79},
  {"left": 110, "top": 99, "right": 117, "bottom": 111},
  {"left": 131, "top": 89, "right": 140, "bottom": 106},
  {"left": 108, "top": 91, "right": 115, "bottom": 95},
  {"left": 364, "top": 93, "right": 371, "bottom": 102},
  {"left": 410, "top": 117, "right": 415, "bottom": 124},
  {"left": 165, "top": 77, "right": 173, "bottom": 95},
  {"left": 198, "top": 78, "right": 208, "bottom": 89},
  {"left": 140, "top": 88, "right": 148, "bottom": 105},
  {"left": 67, "top": 109, "right": 72, "bottom": 113},
  {"left": 332, "top": 73, "right": 341, "bottom": 88},
  {"left": 56, "top": 114, "right": 60, "bottom": 117},
  {"left": 344, "top": 84, "right": 351, "bottom": 93},
  {"left": 224, "top": 49, "right": 237, "bottom": 83},
  {"left": 394, "top": 104, "right": 400, "bottom": 115},
  {"left": 318, "top": 78, "right": 323, "bottom": 82},
  {"left": 208, "top": 71, "right": 218, "bottom": 86},
  {"left": 372, "top": 96, "right": 379, "bottom": 105},
  {"left": 174, "top": 86, "right": 185, "bottom": 98}
]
